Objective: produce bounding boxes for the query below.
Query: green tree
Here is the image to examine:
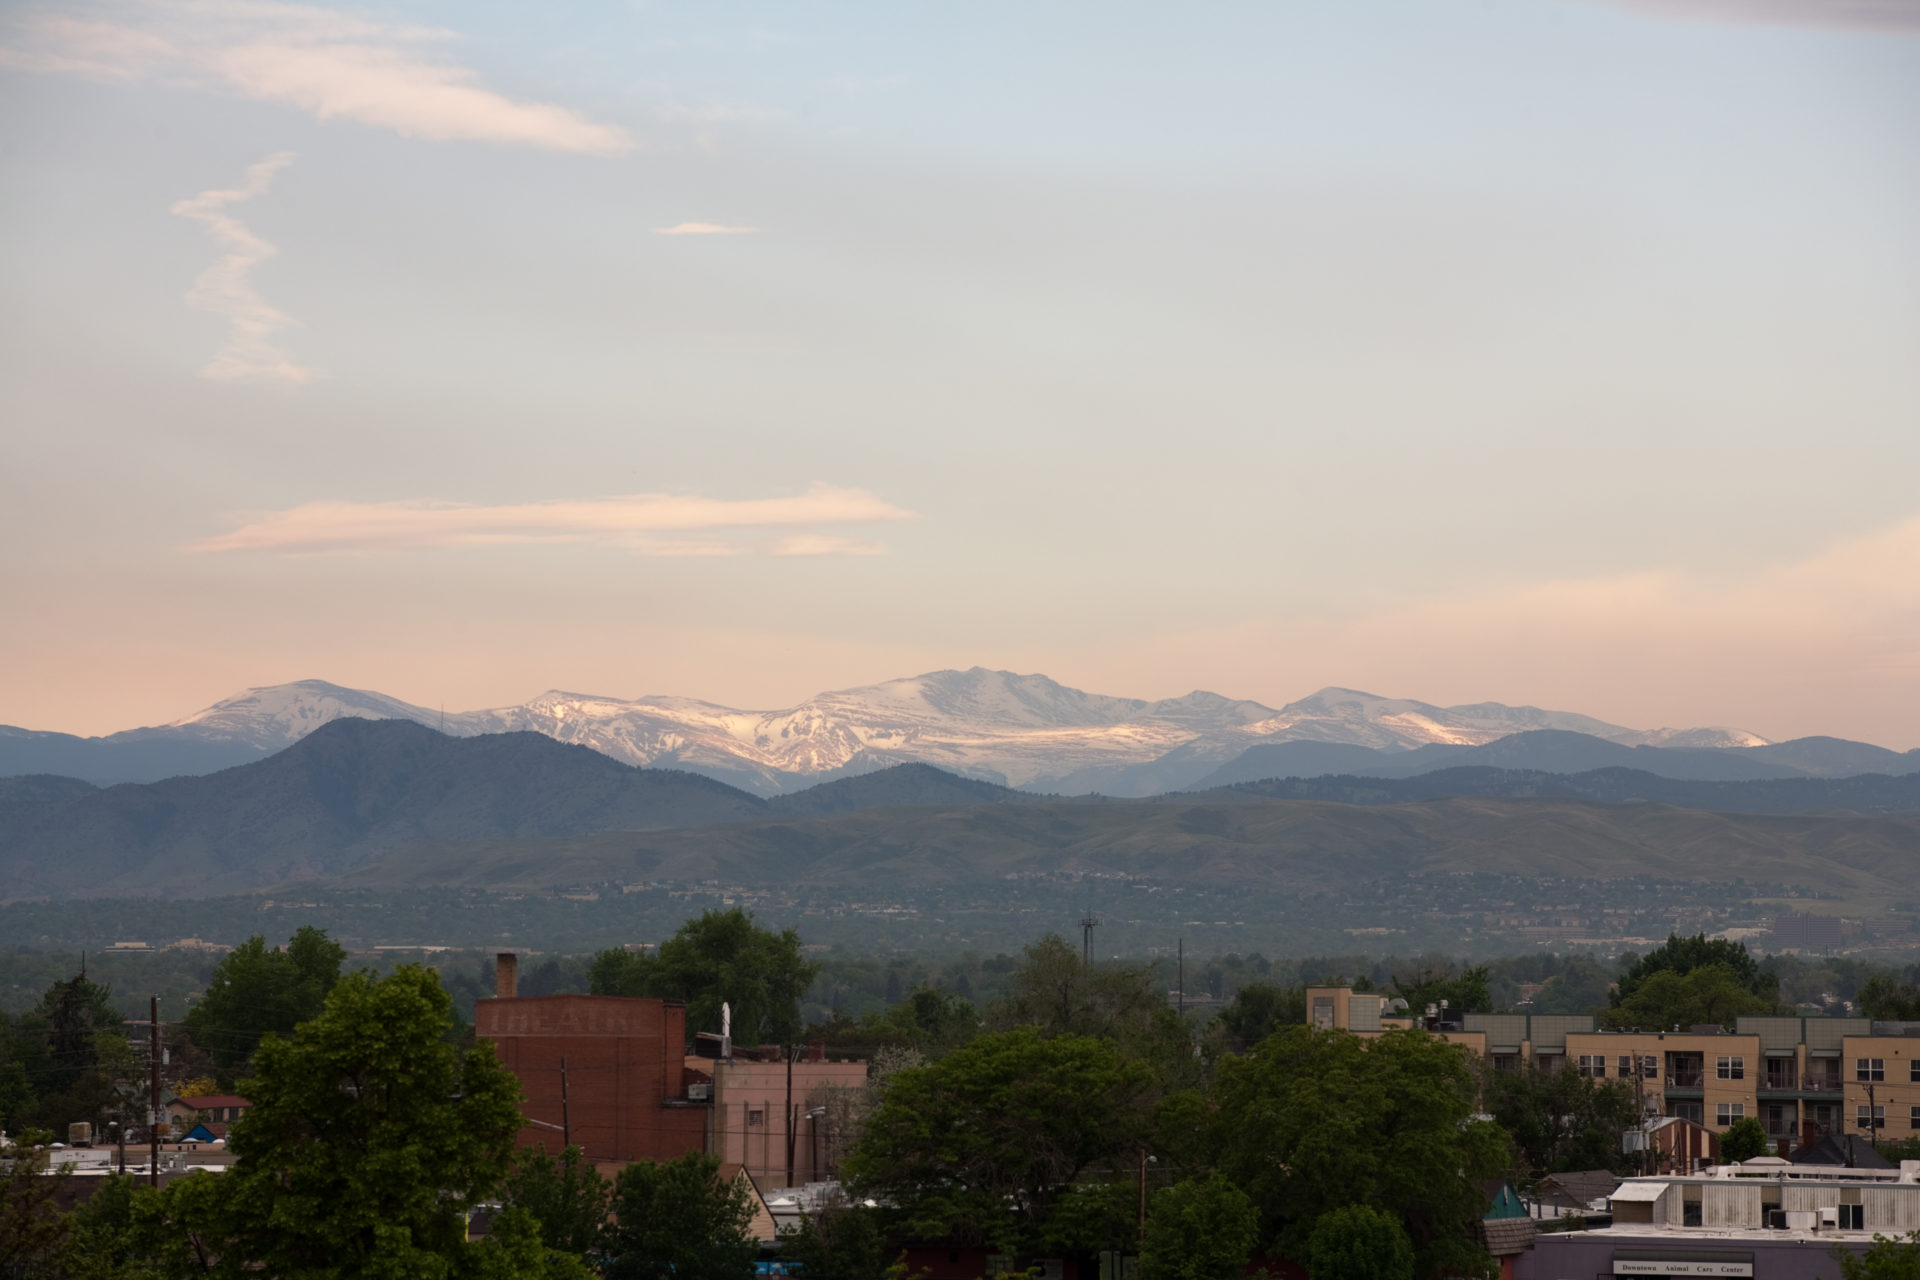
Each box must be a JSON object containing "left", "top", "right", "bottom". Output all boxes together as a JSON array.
[
  {"left": 602, "top": 1151, "right": 758, "bottom": 1280},
  {"left": 1479, "top": 1061, "right": 1639, "bottom": 1178},
  {"left": 780, "top": 1198, "right": 891, "bottom": 1280},
  {"left": 1213, "top": 983, "right": 1304, "bottom": 1053},
  {"left": 1614, "top": 934, "right": 1775, "bottom": 1007},
  {"left": 133, "top": 964, "right": 528, "bottom": 1277},
  {"left": 35, "top": 971, "right": 122, "bottom": 1097},
  {"left": 590, "top": 909, "right": 820, "bottom": 1045},
  {"left": 55, "top": 1169, "right": 167, "bottom": 1280},
  {"left": 1858, "top": 976, "right": 1920, "bottom": 1022},
  {"left": 1139, "top": 1174, "right": 1260, "bottom": 1280},
  {"left": 1600, "top": 962, "right": 1774, "bottom": 1031},
  {"left": 0, "top": 1060, "right": 32, "bottom": 1132},
  {"left": 1210, "top": 1026, "right": 1505, "bottom": 1277},
  {"left": 0, "top": 1132, "right": 72, "bottom": 1277},
  {"left": 1721, "top": 1116, "right": 1772, "bottom": 1163},
  {"left": 1390, "top": 964, "right": 1492, "bottom": 1016},
  {"left": 1831, "top": 1231, "right": 1920, "bottom": 1280},
  {"left": 863, "top": 987, "right": 980, "bottom": 1057},
  {"left": 985, "top": 934, "right": 1195, "bottom": 1086},
  {"left": 844, "top": 1027, "right": 1156, "bottom": 1252},
  {"left": 504, "top": 1143, "right": 612, "bottom": 1259},
  {"left": 1306, "top": 1205, "right": 1414, "bottom": 1280},
  {"left": 181, "top": 927, "right": 346, "bottom": 1075}
]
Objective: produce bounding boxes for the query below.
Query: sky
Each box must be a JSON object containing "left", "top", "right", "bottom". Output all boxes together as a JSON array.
[{"left": 1, "top": 0, "right": 1916, "bottom": 746}]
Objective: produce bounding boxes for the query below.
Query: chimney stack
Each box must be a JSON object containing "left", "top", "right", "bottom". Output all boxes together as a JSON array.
[{"left": 496, "top": 952, "right": 518, "bottom": 1000}]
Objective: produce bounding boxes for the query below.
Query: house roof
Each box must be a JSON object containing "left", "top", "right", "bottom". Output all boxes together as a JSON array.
[
  {"left": 1478, "top": 1217, "right": 1537, "bottom": 1257},
  {"left": 1539, "top": 1169, "right": 1622, "bottom": 1206},
  {"left": 722, "top": 1164, "right": 780, "bottom": 1243},
  {"left": 175, "top": 1095, "right": 250, "bottom": 1109}
]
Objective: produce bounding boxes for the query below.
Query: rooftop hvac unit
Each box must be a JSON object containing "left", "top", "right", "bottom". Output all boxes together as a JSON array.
[
  {"left": 688, "top": 1083, "right": 712, "bottom": 1101},
  {"left": 68, "top": 1122, "right": 93, "bottom": 1146}
]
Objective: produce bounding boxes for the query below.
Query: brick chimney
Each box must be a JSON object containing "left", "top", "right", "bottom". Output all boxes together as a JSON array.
[{"left": 496, "top": 952, "right": 518, "bottom": 1000}]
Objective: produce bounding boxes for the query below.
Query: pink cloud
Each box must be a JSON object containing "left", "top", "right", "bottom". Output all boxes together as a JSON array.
[
  {"left": 0, "top": 1, "right": 633, "bottom": 154},
  {"left": 190, "top": 485, "right": 917, "bottom": 555}
]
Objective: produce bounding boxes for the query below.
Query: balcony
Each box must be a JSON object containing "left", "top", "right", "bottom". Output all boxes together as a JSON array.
[
  {"left": 1801, "top": 1077, "right": 1842, "bottom": 1094},
  {"left": 1666, "top": 1073, "right": 1704, "bottom": 1095}
]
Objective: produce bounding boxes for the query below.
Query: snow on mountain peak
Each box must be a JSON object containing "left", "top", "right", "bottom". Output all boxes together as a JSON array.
[{"left": 142, "top": 671, "right": 1771, "bottom": 793}]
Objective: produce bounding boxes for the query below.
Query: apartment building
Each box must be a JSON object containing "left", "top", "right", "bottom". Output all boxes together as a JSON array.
[{"left": 1306, "top": 987, "right": 1920, "bottom": 1150}]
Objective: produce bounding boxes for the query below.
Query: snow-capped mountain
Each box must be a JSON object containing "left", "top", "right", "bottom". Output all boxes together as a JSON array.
[
  {"left": 56, "top": 668, "right": 1768, "bottom": 795},
  {"left": 1233, "top": 688, "right": 1766, "bottom": 752}
]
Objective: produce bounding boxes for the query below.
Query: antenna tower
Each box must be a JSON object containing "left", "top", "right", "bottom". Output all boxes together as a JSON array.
[{"left": 1080, "top": 909, "right": 1101, "bottom": 965}]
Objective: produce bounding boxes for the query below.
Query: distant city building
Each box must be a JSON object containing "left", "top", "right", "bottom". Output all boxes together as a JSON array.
[{"left": 1308, "top": 986, "right": 1920, "bottom": 1154}]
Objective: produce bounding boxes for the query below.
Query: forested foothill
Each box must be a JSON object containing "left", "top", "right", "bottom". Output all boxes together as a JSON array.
[{"left": 8, "top": 912, "right": 1920, "bottom": 1278}]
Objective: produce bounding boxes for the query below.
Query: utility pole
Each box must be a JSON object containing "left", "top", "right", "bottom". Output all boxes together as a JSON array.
[
  {"left": 785, "top": 1045, "right": 797, "bottom": 1189},
  {"left": 1177, "top": 938, "right": 1184, "bottom": 1016},
  {"left": 560, "top": 1056, "right": 570, "bottom": 1149},
  {"left": 1080, "top": 910, "right": 1101, "bottom": 966},
  {"left": 148, "top": 995, "right": 160, "bottom": 1188}
]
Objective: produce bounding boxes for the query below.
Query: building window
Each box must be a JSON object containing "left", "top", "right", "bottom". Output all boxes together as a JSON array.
[
  {"left": 1910, "top": 1105, "right": 1920, "bottom": 1130},
  {"left": 1911, "top": 1059, "right": 1920, "bottom": 1083},
  {"left": 1838, "top": 1205, "right": 1865, "bottom": 1230},
  {"left": 1641, "top": 1055, "right": 1659, "bottom": 1079},
  {"left": 1717, "top": 1103, "right": 1745, "bottom": 1125},
  {"left": 1858, "top": 1058, "right": 1885, "bottom": 1082},
  {"left": 1671, "top": 1102, "right": 1704, "bottom": 1124},
  {"left": 1618, "top": 1055, "right": 1634, "bottom": 1078},
  {"left": 1858, "top": 1105, "right": 1885, "bottom": 1131},
  {"left": 1577, "top": 1055, "right": 1607, "bottom": 1078},
  {"left": 1717, "top": 1056, "right": 1744, "bottom": 1080},
  {"left": 1492, "top": 1054, "right": 1519, "bottom": 1073},
  {"left": 747, "top": 1108, "right": 765, "bottom": 1127}
]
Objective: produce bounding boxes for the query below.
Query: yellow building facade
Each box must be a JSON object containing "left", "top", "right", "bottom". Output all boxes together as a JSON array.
[{"left": 1305, "top": 987, "right": 1920, "bottom": 1151}]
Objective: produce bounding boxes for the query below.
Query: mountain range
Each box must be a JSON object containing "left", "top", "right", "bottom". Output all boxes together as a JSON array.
[
  {"left": 9, "top": 668, "right": 1908, "bottom": 797},
  {"left": 2, "top": 717, "right": 1917, "bottom": 901}
]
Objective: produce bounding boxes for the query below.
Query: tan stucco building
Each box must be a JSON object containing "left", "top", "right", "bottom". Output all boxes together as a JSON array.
[{"left": 1306, "top": 987, "right": 1919, "bottom": 1152}]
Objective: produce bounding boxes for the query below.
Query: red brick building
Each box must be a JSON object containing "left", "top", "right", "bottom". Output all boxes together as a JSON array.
[{"left": 476, "top": 954, "right": 708, "bottom": 1164}]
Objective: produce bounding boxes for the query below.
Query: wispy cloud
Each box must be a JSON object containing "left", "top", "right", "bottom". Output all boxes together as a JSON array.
[
  {"left": 0, "top": 1, "right": 633, "bottom": 153},
  {"left": 1582, "top": 0, "right": 1920, "bottom": 32},
  {"left": 190, "top": 485, "right": 916, "bottom": 555},
  {"left": 771, "top": 534, "right": 888, "bottom": 557},
  {"left": 170, "top": 151, "right": 314, "bottom": 385},
  {"left": 653, "top": 222, "right": 760, "bottom": 236}
]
